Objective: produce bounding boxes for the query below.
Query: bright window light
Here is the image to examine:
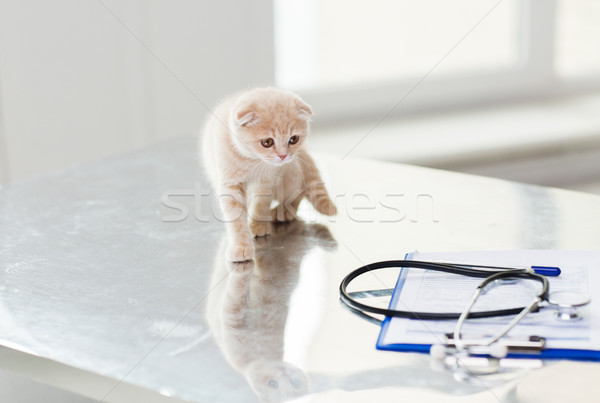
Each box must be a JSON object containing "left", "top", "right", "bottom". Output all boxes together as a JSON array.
[
  {"left": 274, "top": 0, "right": 519, "bottom": 91},
  {"left": 556, "top": 0, "right": 600, "bottom": 78}
]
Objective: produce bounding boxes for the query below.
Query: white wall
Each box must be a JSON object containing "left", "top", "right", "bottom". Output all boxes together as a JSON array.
[
  {"left": 0, "top": 81, "right": 9, "bottom": 184},
  {"left": 0, "top": 0, "right": 275, "bottom": 184}
]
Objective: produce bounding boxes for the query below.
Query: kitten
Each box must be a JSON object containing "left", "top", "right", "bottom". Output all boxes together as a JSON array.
[{"left": 202, "top": 87, "right": 337, "bottom": 262}]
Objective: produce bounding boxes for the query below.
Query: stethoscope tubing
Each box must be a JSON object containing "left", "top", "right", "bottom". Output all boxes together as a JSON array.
[{"left": 339, "top": 260, "right": 549, "bottom": 321}]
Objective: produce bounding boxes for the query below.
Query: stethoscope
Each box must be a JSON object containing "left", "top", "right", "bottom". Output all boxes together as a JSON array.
[{"left": 339, "top": 260, "right": 591, "bottom": 376}]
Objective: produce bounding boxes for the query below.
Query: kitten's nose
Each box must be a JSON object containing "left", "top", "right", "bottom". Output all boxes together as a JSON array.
[{"left": 278, "top": 154, "right": 287, "bottom": 160}]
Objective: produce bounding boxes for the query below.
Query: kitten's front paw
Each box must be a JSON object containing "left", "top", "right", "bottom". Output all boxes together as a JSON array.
[
  {"left": 315, "top": 198, "right": 337, "bottom": 216},
  {"left": 249, "top": 220, "right": 272, "bottom": 237},
  {"left": 226, "top": 241, "right": 255, "bottom": 262}
]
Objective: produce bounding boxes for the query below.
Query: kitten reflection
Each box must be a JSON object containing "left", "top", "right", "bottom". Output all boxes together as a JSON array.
[{"left": 206, "top": 221, "right": 336, "bottom": 403}]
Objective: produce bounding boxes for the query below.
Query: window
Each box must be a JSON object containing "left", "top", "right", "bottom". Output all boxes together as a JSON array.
[
  {"left": 274, "top": 0, "right": 600, "bottom": 123},
  {"left": 556, "top": 0, "right": 600, "bottom": 78},
  {"left": 275, "top": 0, "right": 518, "bottom": 90}
]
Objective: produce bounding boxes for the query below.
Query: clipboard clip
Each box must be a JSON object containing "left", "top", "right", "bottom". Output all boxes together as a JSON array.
[{"left": 442, "top": 334, "right": 546, "bottom": 356}]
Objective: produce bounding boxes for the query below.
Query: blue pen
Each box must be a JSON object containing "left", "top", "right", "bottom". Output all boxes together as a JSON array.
[
  {"left": 430, "top": 261, "right": 562, "bottom": 277},
  {"left": 531, "top": 266, "right": 561, "bottom": 276}
]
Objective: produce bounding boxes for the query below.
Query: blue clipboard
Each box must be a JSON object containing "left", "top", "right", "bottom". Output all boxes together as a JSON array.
[{"left": 376, "top": 252, "right": 600, "bottom": 361}]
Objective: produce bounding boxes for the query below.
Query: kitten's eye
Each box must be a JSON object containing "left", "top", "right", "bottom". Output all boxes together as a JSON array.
[
  {"left": 288, "top": 135, "right": 299, "bottom": 145},
  {"left": 260, "top": 138, "right": 274, "bottom": 148}
]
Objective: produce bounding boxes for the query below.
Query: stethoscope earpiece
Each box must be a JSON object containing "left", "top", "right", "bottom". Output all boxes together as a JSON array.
[
  {"left": 489, "top": 343, "right": 508, "bottom": 359},
  {"left": 429, "top": 343, "right": 447, "bottom": 361}
]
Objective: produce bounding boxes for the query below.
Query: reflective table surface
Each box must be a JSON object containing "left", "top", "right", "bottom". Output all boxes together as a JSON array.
[{"left": 1, "top": 136, "right": 599, "bottom": 402}]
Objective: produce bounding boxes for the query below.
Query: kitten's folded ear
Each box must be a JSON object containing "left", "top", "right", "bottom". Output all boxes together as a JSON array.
[
  {"left": 234, "top": 104, "right": 261, "bottom": 127},
  {"left": 296, "top": 99, "right": 313, "bottom": 121}
]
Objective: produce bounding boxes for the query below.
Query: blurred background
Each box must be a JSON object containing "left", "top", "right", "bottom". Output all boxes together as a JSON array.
[{"left": 0, "top": 0, "right": 599, "bottom": 193}]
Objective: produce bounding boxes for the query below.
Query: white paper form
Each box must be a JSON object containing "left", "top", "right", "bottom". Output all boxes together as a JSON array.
[{"left": 378, "top": 250, "right": 600, "bottom": 352}]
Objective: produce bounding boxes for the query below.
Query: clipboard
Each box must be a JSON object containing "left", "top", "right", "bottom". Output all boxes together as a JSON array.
[{"left": 376, "top": 250, "right": 600, "bottom": 361}]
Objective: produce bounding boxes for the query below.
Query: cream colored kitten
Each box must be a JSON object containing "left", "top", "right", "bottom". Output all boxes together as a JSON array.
[{"left": 202, "top": 87, "right": 337, "bottom": 262}]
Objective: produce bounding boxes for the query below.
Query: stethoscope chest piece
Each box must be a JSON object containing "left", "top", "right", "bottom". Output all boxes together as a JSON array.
[{"left": 548, "top": 291, "right": 591, "bottom": 321}]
